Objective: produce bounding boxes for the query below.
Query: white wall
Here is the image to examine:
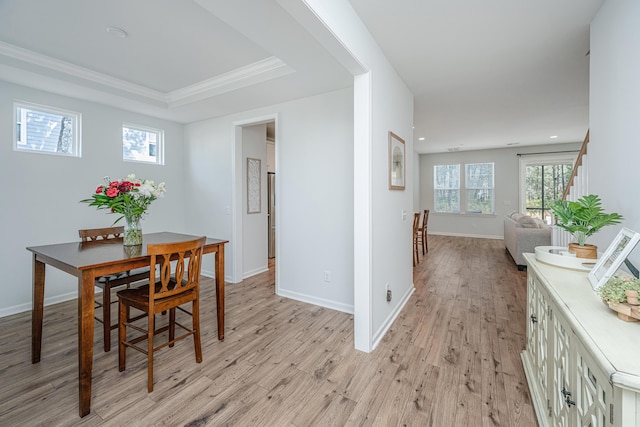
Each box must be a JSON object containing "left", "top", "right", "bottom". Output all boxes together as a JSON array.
[
  {"left": 0, "top": 81, "right": 186, "bottom": 316},
  {"left": 242, "top": 124, "right": 268, "bottom": 278},
  {"left": 368, "top": 71, "right": 414, "bottom": 347},
  {"left": 302, "top": 0, "right": 415, "bottom": 351},
  {"left": 419, "top": 143, "right": 582, "bottom": 238},
  {"left": 184, "top": 87, "right": 355, "bottom": 312},
  {"left": 589, "top": 0, "right": 640, "bottom": 249}
]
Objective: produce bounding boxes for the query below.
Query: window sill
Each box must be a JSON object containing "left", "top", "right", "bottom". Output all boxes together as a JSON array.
[{"left": 432, "top": 212, "right": 497, "bottom": 218}]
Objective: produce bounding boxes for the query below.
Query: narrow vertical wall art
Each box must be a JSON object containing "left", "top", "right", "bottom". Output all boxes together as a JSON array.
[
  {"left": 389, "top": 131, "right": 406, "bottom": 190},
  {"left": 247, "top": 157, "right": 261, "bottom": 213}
]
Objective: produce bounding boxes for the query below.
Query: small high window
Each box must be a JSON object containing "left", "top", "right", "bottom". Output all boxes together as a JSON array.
[
  {"left": 123, "top": 123, "right": 164, "bottom": 165},
  {"left": 14, "top": 102, "right": 81, "bottom": 156}
]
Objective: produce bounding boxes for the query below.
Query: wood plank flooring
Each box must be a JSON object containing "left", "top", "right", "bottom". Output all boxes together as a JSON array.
[{"left": 0, "top": 236, "right": 537, "bottom": 426}]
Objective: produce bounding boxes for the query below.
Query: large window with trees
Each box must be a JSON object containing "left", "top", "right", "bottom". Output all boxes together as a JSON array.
[
  {"left": 519, "top": 153, "right": 577, "bottom": 223},
  {"left": 435, "top": 162, "right": 495, "bottom": 214},
  {"left": 466, "top": 163, "right": 494, "bottom": 214},
  {"left": 434, "top": 164, "right": 460, "bottom": 212},
  {"left": 14, "top": 102, "right": 81, "bottom": 156}
]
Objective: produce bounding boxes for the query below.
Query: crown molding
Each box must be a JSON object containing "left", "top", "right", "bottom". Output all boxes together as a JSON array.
[
  {"left": 0, "top": 41, "right": 294, "bottom": 109},
  {"left": 166, "top": 56, "right": 294, "bottom": 107},
  {"left": 0, "top": 41, "right": 165, "bottom": 102}
]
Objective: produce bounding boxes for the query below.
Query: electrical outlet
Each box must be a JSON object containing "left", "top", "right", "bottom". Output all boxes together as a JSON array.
[
  {"left": 385, "top": 283, "right": 392, "bottom": 302},
  {"left": 323, "top": 270, "right": 331, "bottom": 282}
]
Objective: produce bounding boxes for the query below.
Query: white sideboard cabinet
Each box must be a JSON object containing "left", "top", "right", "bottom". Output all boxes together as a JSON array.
[{"left": 521, "top": 253, "right": 640, "bottom": 426}]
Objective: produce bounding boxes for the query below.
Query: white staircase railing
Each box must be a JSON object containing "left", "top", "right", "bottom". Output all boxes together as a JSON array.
[{"left": 551, "top": 131, "right": 589, "bottom": 247}]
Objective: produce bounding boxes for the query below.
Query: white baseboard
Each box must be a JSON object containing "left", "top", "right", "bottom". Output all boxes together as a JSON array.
[
  {"left": 0, "top": 290, "right": 80, "bottom": 318},
  {"left": 277, "top": 288, "right": 354, "bottom": 314},
  {"left": 428, "top": 231, "right": 503, "bottom": 240},
  {"left": 243, "top": 265, "right": 269, "bottom": 280},
  {"left": 371, "top": 284, "right": 415, "bottom": 351},
  {"left": 201, "top": 268, "right": 234, "bottom": 284}
]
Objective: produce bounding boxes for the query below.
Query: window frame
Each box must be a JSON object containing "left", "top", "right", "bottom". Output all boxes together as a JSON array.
[
  {"left": 433, "top": 163, "right": 461, "bottom": 213},
  {"left": 13, "top": 101, "right": 81, "bottom": 157},
  {"left": 122, "top": 122, "right": 164, "bottom": 165},
  {"left": 518, "top": 152, "right": 578, "bottom": 218},
  {"left": 465, "top": 162, "right": 495, "bottom": 214}
]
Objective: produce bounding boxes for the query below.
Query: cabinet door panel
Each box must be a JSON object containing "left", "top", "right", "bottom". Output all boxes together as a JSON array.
[
  {"left": 575, "top": 340, "right": 613, "bottom": 427},
  {"left": 550, "top": 305, "right": 572, "bottom": 426},
  {"left": 527, "top": 274, "right": 548, "bottom": 395}
]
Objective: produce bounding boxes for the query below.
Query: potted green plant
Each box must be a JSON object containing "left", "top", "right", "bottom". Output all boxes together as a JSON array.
[
  {"left": 549, "top": 194, "right": 623, "bottom": 259},
  {"left": 597, "top": 274, "right": 640, "bottom": 321}
]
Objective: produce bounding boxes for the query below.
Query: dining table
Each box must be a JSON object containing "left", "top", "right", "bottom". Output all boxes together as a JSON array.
[{"left": 26, "top": 232, "right": 228, "bottom": 417}]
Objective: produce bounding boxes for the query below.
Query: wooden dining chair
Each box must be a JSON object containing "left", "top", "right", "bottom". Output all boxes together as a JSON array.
[
  {"left": 79, "top": 226, "right": 150, "bottom": 352},
  {"left": 418, "top": 209, "right": 429, "bottom": 254},
  {"left": 413, "top": 212, "right": 421, "bottom": 267},
  {"left": 117, "top": 236, "right": 206, "bottom": 393}
]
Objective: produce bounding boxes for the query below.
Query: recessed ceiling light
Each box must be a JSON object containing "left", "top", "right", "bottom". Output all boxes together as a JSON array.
[
  {"left": 550, "top": 135, "right": 558, "bottom": 139},
  {"left": 418, "top": 137, "right": 425, "bottom": 141},
  {"left": 106, "top": 26, "right": 128, "bottom": 39}
]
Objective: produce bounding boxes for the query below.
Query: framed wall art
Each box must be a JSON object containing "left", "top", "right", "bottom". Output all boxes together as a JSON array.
[
  {"left": 588, "top": 227, "right": 640, "bottom": 289},
  {"left": 389, "top": 131, "right": 405, "bottom": 190},
  {"left": 247, "top": 157, "right": 261, "bottom": 214}
]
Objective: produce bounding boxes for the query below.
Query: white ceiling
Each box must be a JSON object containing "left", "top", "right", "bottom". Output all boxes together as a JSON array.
[
  {"left": 0, "top": 0, "right": 604, "bottom": 154},
  {"left": 349, "top": 0, "right": 605, "bottom": 153}
]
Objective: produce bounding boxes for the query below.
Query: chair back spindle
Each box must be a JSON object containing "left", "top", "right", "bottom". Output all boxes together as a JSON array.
[
  {"left": 79, "top": 226, "right": 124, "bottom": 242},
  {"left": 149, "top": 240, "right": 204, "bottom": 302}
]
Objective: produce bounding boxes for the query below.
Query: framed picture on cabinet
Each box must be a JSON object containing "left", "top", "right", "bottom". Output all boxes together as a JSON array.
[
  {"left": 588, "top": 227, "right": 640, "bottom": 289},
  {"left": 388, "top": 131, "right": 405, "bottom": 190}
]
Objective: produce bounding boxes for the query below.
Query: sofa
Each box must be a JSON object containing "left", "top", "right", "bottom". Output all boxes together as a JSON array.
[{"left": 504, "top": 211, "right": 552, "bottom": 270}]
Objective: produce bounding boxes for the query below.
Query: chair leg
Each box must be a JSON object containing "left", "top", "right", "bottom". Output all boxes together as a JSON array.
[
  {"left": 193, "top": 299, "right": 202, "bottom": 363},
  {"left": 422, "top": 229, "right": 427, "bottom": 255},
  {"left": 118, "top": 300, "right": 126, "bottom": 372},
  {"left": 413, "top": 239, "right": 416, "bottom": 267},
  {"left": 424, "top": 230, "right": 428, "bottom": 253},
  {"left": 103, "top": 284, "right": 112, "bottom": 352},
  {"left": 148, "top": 312, "right": 155, "bottom": 393},
  {"left": 169, "top": 308, "right": 176, "bottom": 348}
]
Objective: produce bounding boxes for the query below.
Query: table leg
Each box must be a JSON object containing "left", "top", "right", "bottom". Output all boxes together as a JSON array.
[
  {"left": 215, "top": 244, "right": 225, "bottom": 340},
  {"left": 31, "top": 255, "right": 45, "bottom": 364},
  {"left": 78, "top": 271, "right": 95, "bottom": 417}
]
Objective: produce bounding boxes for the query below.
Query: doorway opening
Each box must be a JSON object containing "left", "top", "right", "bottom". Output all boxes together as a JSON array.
[{"left": 232, "top": 115, "right": 278, "bottom": 292}]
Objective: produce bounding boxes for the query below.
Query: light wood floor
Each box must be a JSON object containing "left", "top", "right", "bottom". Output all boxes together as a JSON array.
[{"left": 0, "top": 236, "right": 537, "bottom": 426}]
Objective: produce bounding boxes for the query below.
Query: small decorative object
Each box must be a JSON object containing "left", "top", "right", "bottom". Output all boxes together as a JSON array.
[
  {"left": 123, "top": 244, "right": 142, "bottom": 257},
  {"left": 81, "top": 174, "right": 166, "bottom": 246},
  {"left": 550, "top": 194, "right": 623, "bottom": 259},
  {"left": 588, "top": 228, "right": 640, "bottom": 289},
  {"left": 596, "top": 273, "right": 640, "bottom": 322},
  {"left": 388, "top": 131, "right": 405, "bottom": 190},
  {"left": 534, "top": 246, "right": 596, "bottom": 271}
]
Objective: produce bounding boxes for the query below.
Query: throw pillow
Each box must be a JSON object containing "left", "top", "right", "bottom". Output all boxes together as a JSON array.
[{"left": 517, "top": 215, "right": 539, "bottom": 228}]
